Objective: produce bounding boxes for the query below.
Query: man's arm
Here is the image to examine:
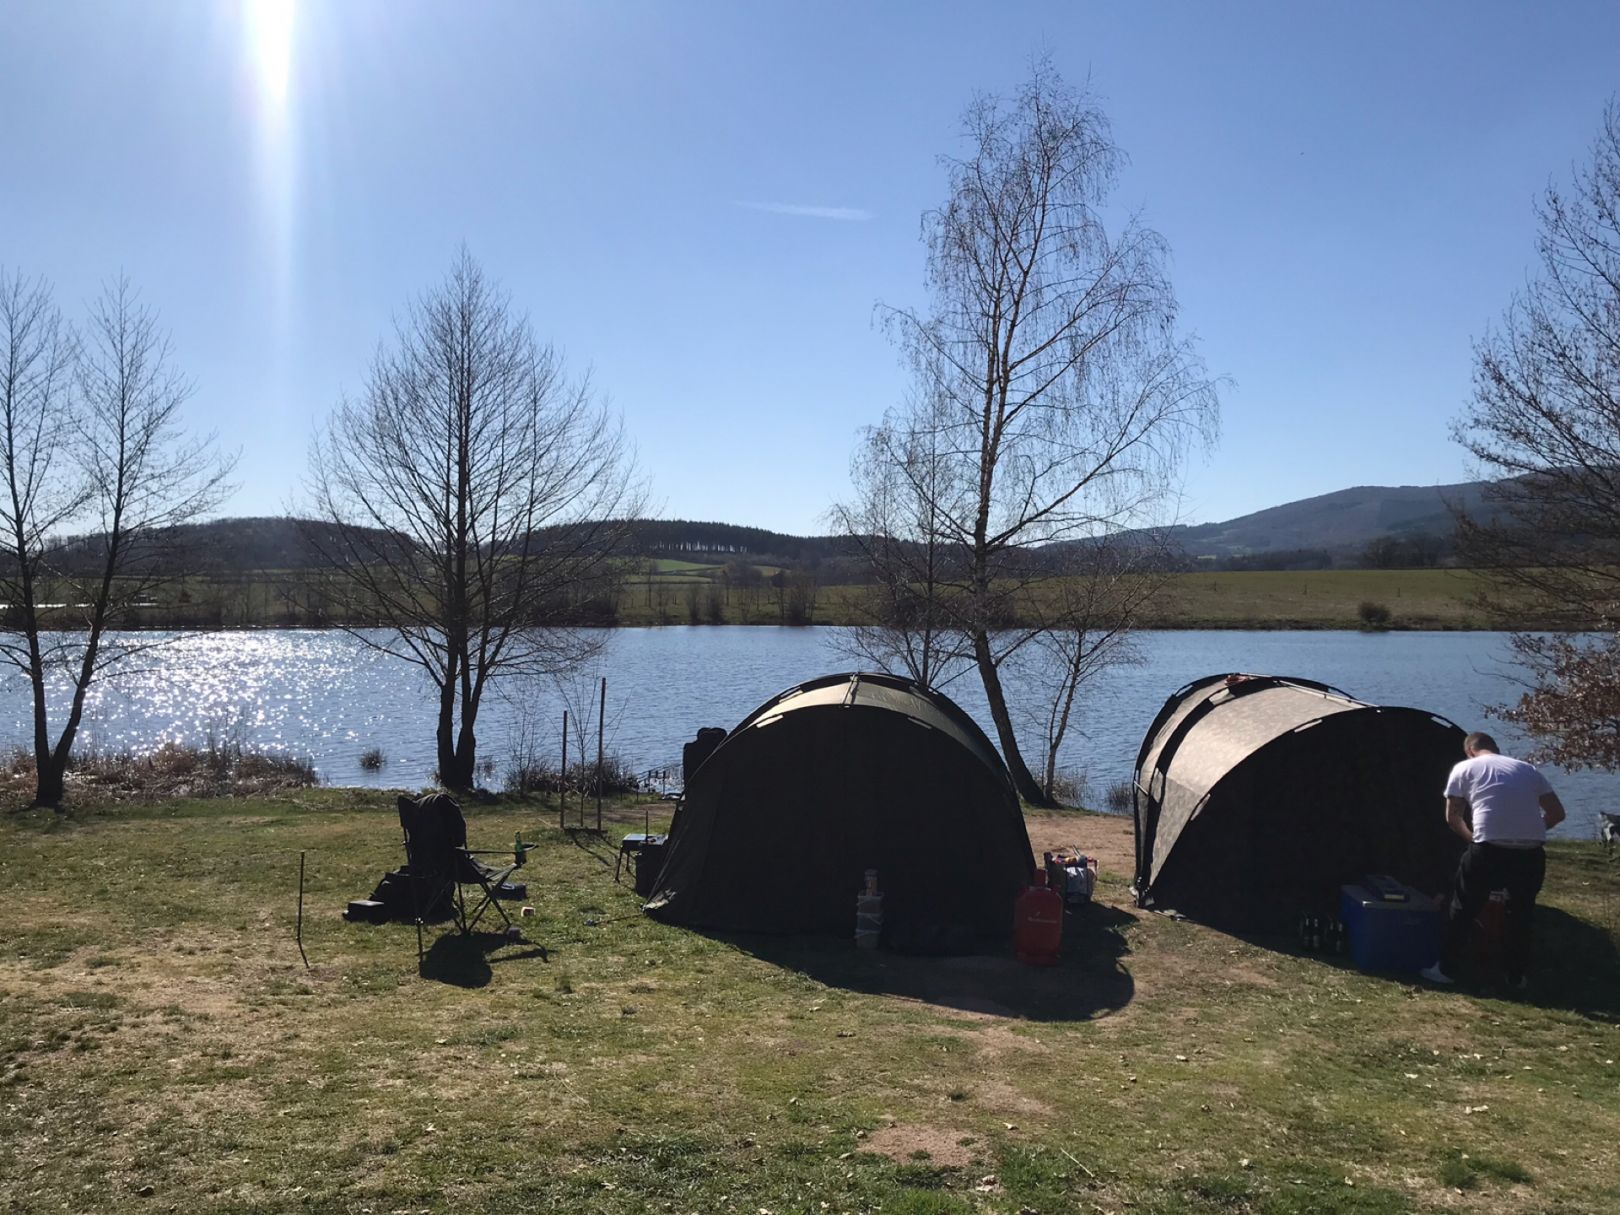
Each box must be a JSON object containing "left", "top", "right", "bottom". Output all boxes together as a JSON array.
[
  {"left": 1445, "top": 796, "right": 1474, "bottom": 842},
  {"left": 1539, "top": 792, "right": 1566, "bottom": 831}
]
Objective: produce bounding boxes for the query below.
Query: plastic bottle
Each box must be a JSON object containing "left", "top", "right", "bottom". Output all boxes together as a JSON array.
[{"left": 855, "top": 869, "right": 882, "bottom": 948}]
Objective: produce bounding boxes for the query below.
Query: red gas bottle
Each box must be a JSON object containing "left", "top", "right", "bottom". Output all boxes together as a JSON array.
[{"left": 1015, "top": 869, "right": 1063, "bottom": 966}]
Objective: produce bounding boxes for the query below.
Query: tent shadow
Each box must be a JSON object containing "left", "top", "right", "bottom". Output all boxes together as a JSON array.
[
  {"left": 1221, "top": 906, "right": 1620, "bottom": 1022},
  {"left": 419, "top": 931, "right": 550, "bottom": 988},
  {"left": 696, "top": 902, "right": 1137, "bottom": 1023}
]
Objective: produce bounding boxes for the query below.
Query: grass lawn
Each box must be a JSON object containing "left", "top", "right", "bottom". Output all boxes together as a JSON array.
[{"left": 2, "top": 792, "right": 1617, "bottom": 1213}]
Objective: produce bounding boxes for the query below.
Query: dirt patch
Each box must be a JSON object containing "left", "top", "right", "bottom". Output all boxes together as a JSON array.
[
  {"left": 973, "top": 1076, "right": 1055, "bottom": 1118},
  {"left": 862, "top": 1123, "right": 980, "bottom": 1168},
  {"left": 1024, "top": 811, "right": 1134, "bottom": 880},
  {"left": 934, "top": 1021, "right": 1050, "bottom": 1060}
]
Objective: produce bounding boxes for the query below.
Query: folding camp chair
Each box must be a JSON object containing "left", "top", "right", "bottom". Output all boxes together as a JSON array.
[{"left": 397, "top": 793, "right": 534, "bottom": 964}]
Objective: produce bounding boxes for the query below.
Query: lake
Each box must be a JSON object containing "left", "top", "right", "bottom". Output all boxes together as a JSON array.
[{"left": 2, "top": 627, "right": 1609, "bottom": 839}]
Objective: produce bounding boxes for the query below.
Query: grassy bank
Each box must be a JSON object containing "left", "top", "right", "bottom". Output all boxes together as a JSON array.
[
  {"left": 612, "top": 568, "right": 1507, "bottom": 630},
  {"left": 1143, "top": 569, "right": 1494, "bottom": 630},
  {"left": 2, "top": 793, "right": 1616, "bottom": 1213},
  {"left": 80, "top": 566, "right": 1526, "bottom": 631}
]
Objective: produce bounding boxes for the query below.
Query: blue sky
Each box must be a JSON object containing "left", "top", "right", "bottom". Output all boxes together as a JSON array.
[{"left": 2, "top": 1, "right": 1616, "bottom": 535}]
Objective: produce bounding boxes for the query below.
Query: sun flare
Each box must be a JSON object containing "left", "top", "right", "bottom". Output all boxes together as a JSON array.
[{"left": 245, "top": 0, "right": 296, "bottom": 111}]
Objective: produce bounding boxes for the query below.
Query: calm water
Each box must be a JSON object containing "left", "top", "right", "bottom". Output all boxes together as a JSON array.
[{"left": 2, "top": 627, "right": 1609, "bottom": 838}]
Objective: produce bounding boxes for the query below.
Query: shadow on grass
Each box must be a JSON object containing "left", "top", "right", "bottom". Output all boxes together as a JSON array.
[
  {"left": 1228, "top": 905, "right": 1620, "bottom": 1023},
  {"left": 419, "top": 930, "right": 550, "bottom": 988},
  {"left": 695, "top": 902, "right": 1137, "bottom": 1022},
  {"left": 1504, "top": 905, "right": 1620, "bottom": 1022},
  {"left": 563, "top": 826, "right": 616, "bottom": 870}
]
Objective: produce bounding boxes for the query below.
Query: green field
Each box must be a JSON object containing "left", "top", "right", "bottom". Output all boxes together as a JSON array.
[
  {"left": 2, "top": 792, "right": 1616, "bottom": 1213},
  {"left": 59, "top": 564, "right": 1531, "bottom": 631},
  {"left": 614, "top": 568, "right": 1503, "bottom": 630},
  {"left": 1145, "top": 568, "right": 1496, "bottom": 630}
]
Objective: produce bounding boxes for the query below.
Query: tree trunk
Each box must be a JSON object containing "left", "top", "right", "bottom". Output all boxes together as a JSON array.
[
  {"left": 453, "top": 704, "right": 479, "bottom": 790},
  {"left": 435, "top": 658, "right": 465, "bottom": 790},
  {"left": 971, "top": 629, "right": 1055, "bottom": 808},
  {"left": 37, "top": 579, "right": 112, "bottom": 809},
  {"left": 440, "top": 744, "right": 476, "bottom": 792},
  {"left": 33, "top": 752, "right": 67, "bottom": 809}
]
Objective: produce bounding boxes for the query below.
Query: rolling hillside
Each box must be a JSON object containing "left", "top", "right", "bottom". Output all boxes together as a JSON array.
[
  {"left": 86, "top": 480, "right": 1492, "bottom": 576},
  {"left": 1167, "top": 480, "right": 1491, "bottom": 562}
]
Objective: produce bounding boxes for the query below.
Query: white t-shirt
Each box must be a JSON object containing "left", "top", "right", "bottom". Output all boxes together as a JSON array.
[{"left": 1444, "top": 753, "right": 1553, "bottom": 844}]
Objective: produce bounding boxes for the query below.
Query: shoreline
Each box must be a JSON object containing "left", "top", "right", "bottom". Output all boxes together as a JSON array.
[{"left": 58, "top": 618, "right": 1555, "bottom": 633}]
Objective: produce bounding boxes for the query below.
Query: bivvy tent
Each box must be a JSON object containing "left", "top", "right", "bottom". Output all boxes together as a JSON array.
[
  {"left": 1132, "top": 673, "right": 1466, "bottom": 930},
  {"left": 644, "top": 672, "right": 1035, "bottom": 953}
]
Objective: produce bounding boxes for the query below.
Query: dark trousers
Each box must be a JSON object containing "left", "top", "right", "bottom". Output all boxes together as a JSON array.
[{"left": 1441, "top": 843, "right": 1545, "bottom": 980}]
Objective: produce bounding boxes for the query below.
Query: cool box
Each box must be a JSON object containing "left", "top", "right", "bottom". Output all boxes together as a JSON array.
[{"left": 1339, "top": 880, "right": 1443, "bottom": 973}]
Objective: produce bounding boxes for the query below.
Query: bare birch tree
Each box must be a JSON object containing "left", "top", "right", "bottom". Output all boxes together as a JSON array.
[
  {"left": 0, "top": 271, "right": 81, "bottom": 805},
  {"left": 879, "top": 62, "right": 1218, "bottom": 804},
  {"left": 1455, "top": 101, "right": 1620, "bottom": 770},
  {"left": 831, "top": 394, "right": 973, "bottom": 690},
  {"left": 0, "top": 272, "right": 235, "bottom": 806},
  {"left": 1018, "top": 535, "right": 1165, "bottom": 800},
  {"left": 304, "top": 250, "right": 641, "bottom": 790}
]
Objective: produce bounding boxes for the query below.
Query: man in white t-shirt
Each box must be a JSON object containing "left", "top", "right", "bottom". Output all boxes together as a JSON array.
[{"left": 1421, "top": 731, "right": 1565, "bottom": 989}]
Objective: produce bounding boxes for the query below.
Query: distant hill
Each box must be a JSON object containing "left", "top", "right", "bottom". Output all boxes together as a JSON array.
[
  {"left": 129, "top": 481, "right": 1493, "bottom": 576},
  {"left": 1166, "top": 480, "right": 1492, "bottom": 566}
]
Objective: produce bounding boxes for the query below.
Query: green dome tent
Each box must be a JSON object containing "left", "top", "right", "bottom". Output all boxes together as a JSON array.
[
  {"left": 1132, "top": 673, "right": 1466, "bottom": 930},
  {"left": 645, "top": 672, "right": 1034, "bottom": 953}
]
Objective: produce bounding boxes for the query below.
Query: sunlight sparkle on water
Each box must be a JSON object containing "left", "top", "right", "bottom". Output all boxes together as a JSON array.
[{"left": 0, "top": 627, "right": 1606, "bottom": 836}]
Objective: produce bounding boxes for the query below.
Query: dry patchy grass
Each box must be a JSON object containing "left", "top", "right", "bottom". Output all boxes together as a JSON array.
[{"left": 0, "top": 793, "right": 1616, "bottom": 1214}]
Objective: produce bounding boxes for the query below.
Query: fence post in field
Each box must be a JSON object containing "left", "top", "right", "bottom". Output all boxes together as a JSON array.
[{"left": 595, "top": 676, "right": 606, "bottom": 833}]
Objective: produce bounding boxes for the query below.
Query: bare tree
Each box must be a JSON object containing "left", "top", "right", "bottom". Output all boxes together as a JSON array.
[
  {"left": 1018, "top": 535, "right": 1164, "bottom": 801},
  {"left": 1455, "top": 101, "right": 1620, "bottom": 770},
  {"left": 0, "top": 272, "right": 235, "bottom": 806},
  {"left": 0, "top": 271, "right": 81, "bottom": 806},
  {"left": 878, "top": 62, "right": 1218, "bottom": 804},
  {"left": 304, "top": 250, "right": 641, "bottom": 790},
  {"left": 831, "top": 395, "right": 973, "bottom": 690}
]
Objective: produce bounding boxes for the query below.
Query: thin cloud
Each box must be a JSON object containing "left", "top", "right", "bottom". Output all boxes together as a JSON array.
[{"left": 736, "top": 201, "right": 874, "bottom": 222}]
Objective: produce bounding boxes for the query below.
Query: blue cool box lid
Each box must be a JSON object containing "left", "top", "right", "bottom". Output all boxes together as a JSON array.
[{"left": 1341, "top": 880, "right": 1433, "bottom": 909}]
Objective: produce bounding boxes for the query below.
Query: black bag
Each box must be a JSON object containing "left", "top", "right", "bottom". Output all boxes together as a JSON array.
[{"left": 365, "top": 866, "right": 452, "bottom": 921}]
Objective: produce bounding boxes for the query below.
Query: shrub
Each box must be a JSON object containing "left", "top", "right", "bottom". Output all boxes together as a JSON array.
[
  {"left": 1105, "top": 780, "right": 1135, "bottom": 813},
  {"left": 1358, "top": 599, "right": 1392, "bottom": 628},
  {"left": 1, "top": 742, "right": 317, "bottom": 803},
  {"left": 1045, "top": 769, "right": 1087, "bottom": 807},
  {"left": 358, "top": 748, "right": 385, "bottom": 772},
  {"left": 500, "top": 754, "right": 646, "bottom": 798}
]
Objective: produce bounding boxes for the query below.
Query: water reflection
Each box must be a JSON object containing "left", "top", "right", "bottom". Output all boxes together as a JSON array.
[{"left": 0, "top": 627, "right": 1606, "bottom": 838}]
